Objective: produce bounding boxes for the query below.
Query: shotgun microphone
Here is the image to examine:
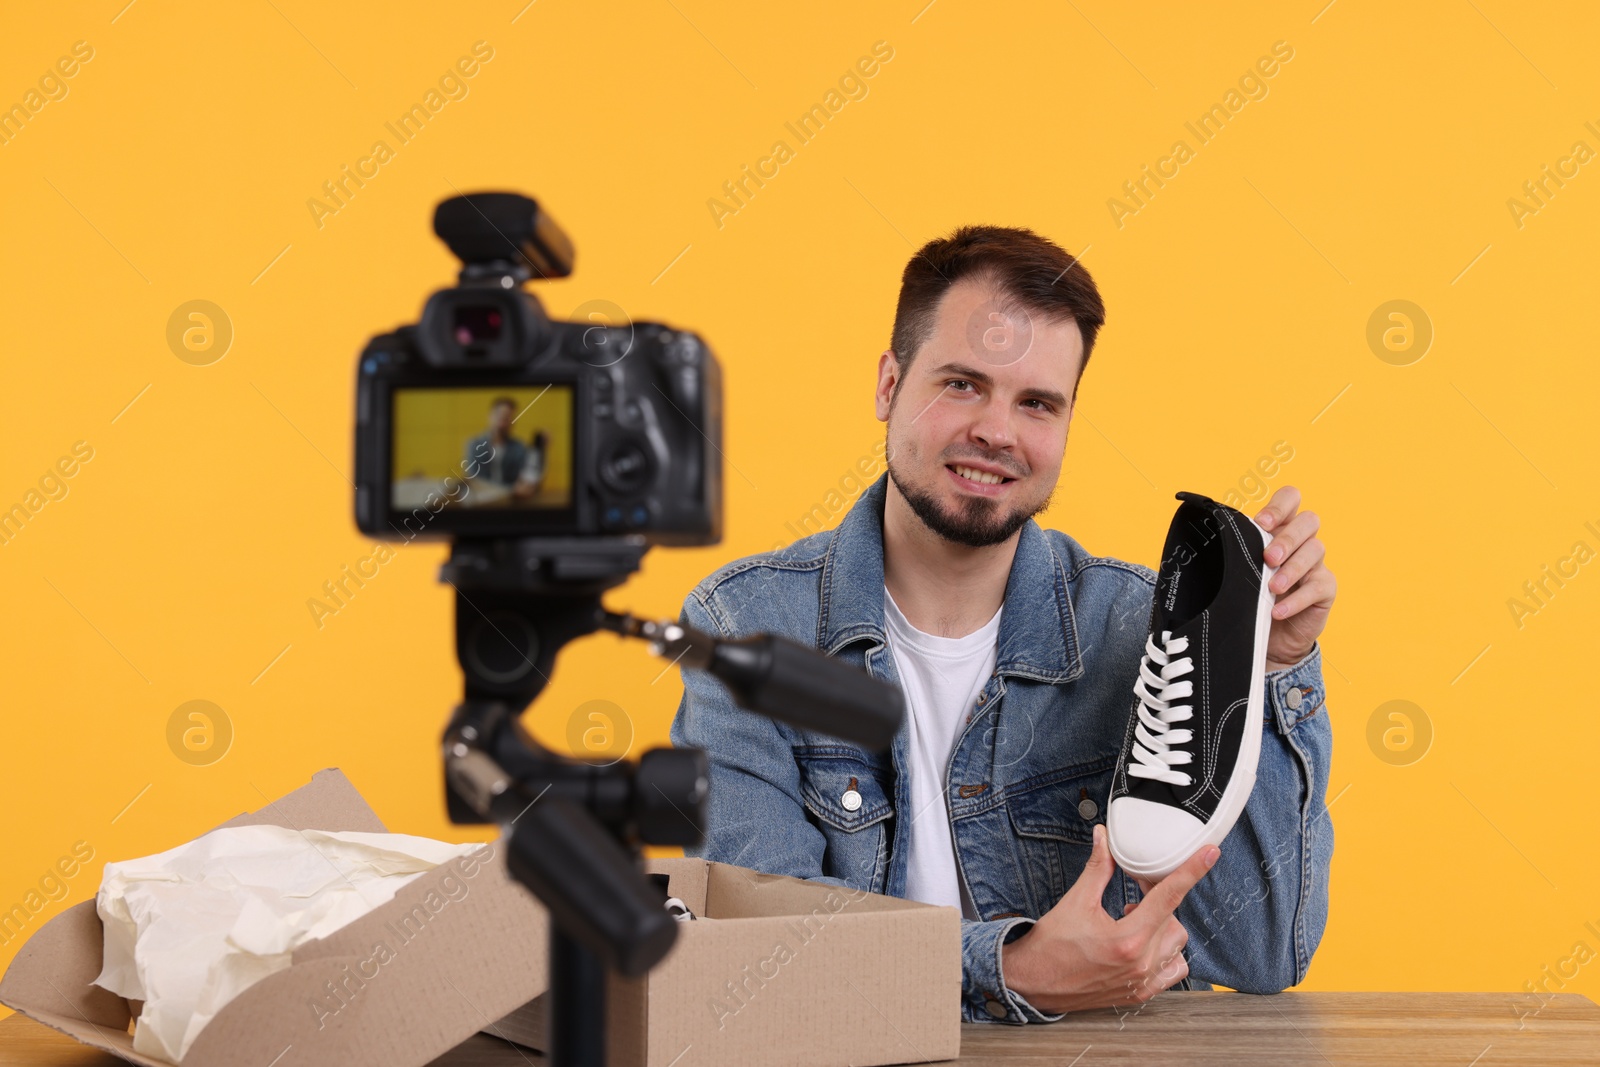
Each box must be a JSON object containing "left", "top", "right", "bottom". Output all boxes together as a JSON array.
[{"left": 603, "top": 614, "right": 904, "bottom": 751}]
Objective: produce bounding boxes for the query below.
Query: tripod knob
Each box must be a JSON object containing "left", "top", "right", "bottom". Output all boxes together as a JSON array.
[{"left": 634, "top": 747, "right": 708, "bottom": 845}]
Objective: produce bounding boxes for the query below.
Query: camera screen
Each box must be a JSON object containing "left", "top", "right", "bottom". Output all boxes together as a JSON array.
[{"left": 391, "top": 386, "right": 573, "bottom": 513}]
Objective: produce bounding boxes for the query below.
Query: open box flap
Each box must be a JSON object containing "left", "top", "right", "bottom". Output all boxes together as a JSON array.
[
  {"left": 178, "top": 833, "right": 549, "bottom": 1067},
  {"left": 205, "top": 767, "right": 389, "bottom": 836},
  {"left": 703, "top": 861, "right": 925, "bottom": 918}
]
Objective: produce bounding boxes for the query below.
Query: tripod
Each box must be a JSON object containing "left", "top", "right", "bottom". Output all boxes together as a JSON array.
[{"left": 437, "top": 536, "right": 903, "bottom": 1067}]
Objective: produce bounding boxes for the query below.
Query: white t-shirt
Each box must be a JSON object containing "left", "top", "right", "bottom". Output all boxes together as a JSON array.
[{"left": 883, "top": 586, "right": 1002, "bottom": 920}]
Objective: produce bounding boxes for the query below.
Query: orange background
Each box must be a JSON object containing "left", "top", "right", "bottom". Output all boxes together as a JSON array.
[{"left": 2, "top": 0, "right": 1598, "bottom": 1012}]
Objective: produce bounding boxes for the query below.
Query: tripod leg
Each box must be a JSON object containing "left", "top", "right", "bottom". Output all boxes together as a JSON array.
[{"left": 549, "top": 925, "right": 607, "bottom": 1067}]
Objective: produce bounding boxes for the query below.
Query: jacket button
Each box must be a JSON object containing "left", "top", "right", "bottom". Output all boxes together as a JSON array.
[
  {"left": 1286, "top": 687, "right": 1304, "bottom": 711},
  {"left": 1078, "top": 798, "right": 1098, "bottom": 820},
  {"left": 841, "top": 789, "right": 862, "bottom": 812},
  {"left": 984, "top": 998, "right": 1008, "bottom": 1018}
]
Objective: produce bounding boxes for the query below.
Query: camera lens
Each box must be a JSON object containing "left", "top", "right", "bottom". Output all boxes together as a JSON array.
[{"left": 453, "top": 306, "right": 504, "bottom": 346}]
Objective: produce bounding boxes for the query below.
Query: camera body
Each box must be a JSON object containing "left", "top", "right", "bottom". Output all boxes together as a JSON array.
[{"left": 354, "top": 194, "right": 722, "bottom": 545}]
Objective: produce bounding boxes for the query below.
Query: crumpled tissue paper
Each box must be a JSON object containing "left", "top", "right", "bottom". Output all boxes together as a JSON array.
[{"left": 92, "top": 824, "right": 480, "bottom": 1064}]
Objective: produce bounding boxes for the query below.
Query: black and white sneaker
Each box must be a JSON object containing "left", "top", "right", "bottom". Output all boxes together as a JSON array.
[{"left": 1107, "top": 491, "right": 1278, "bottom": 881}]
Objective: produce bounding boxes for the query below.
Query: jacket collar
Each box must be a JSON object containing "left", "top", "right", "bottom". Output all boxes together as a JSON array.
[{"left": 817, "top": 473, "right": 1084, "bottom": 683}]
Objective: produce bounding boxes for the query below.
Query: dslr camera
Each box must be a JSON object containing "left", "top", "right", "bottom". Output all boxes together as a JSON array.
[{"left": 354, "top": 193, "right": 722, "bottom": 545}]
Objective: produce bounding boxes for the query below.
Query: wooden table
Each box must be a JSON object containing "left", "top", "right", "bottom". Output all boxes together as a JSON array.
[{"left": 2, "top": 992, "right": 1596, "bottom": 1065}]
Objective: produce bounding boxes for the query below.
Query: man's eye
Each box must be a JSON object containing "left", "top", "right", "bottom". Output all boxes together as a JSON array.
[{"left": 948, "top": 380, "right": 974, "bottom": 392}]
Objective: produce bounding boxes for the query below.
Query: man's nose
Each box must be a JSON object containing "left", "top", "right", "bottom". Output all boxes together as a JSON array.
[{"left": 969, "top": 402, "right": 1017, "bottom": 451}]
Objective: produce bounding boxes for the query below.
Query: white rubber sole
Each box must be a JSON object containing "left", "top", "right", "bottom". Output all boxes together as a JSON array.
[{"left": 1110, "top": 515, "right": 1277, "bottom": 881}]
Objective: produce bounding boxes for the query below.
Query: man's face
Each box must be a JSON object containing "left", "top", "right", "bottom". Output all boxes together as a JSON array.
[
  {"left": 489, "top": 402, "right": 515, "bottom": 433},
  {"left": 876, "top": 276, "right": 1083, "bottom": 547}
]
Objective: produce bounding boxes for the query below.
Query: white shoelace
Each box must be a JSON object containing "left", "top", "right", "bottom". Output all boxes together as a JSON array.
[{"left": 1128, "top": 629, "right": 1196, "bottom": 786}]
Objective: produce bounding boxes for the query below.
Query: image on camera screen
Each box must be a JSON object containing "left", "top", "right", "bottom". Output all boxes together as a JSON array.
[{"left": 391, "top": 386, "right": 573, "bottom": 512}]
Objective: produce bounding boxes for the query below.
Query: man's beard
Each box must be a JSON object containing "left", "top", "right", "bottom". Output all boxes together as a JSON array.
[{"left": 887, "top": 449, "right": 1052, "bottom": 548}]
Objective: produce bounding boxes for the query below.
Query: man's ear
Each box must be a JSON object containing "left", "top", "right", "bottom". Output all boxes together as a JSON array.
[{"left": 874, "top": 350, "right": 899, "bottom": 422}]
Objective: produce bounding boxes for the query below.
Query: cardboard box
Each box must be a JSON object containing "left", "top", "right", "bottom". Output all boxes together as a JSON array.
[
  {"left": 485, "top": 857, "right": 962, "bottom": 1067},
  {"left": 0, "top": 768, "right": 550, "bottom": 1067},
  {"left": 0, "top": 769, "right": 961, "bottom": 1067}
]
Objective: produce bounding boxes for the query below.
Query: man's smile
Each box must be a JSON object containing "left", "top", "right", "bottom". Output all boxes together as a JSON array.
[{"left": 946, "top": 462, "right": 1017, "bottom": 495}]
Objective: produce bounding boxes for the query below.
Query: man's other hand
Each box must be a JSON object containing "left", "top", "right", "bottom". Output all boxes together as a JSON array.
[
  {"left": 1255, "top": 485, "right": 1336, "bottom": 671},
  {"left": 998, "top": 824, "right": 1220, "bottom": 1014}
]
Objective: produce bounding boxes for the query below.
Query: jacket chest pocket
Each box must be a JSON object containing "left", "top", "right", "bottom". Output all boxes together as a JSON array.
[
  {"left": 1004, "top": 757, "right": 1117, "bottom": 915},
  {"left": 795, "top": 747, "right": 893, "bottom": 894}
]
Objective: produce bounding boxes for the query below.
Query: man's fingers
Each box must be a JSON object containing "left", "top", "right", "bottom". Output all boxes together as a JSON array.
[
  {"left": 1273, "top": 568, "right": 1336, "bottom": 620},
  {"left": 1076, "top": 823, "right": 1117, "bottom": 900},
  {"left": 1132, "top": 844, "right": 1220, "bottom": 923},
  {"left": 1268, "top": 533, "right": 1325, "bottom": 595},
  {"left": 1264, "top": 508, "right": 1319, "bottom": 569},
  {"left": 1153, "top": 946, "right": 1189, "bottom": 988},
  {"left": 1156, "top": 915, "right": 1189, "bottom": 963},
  {"left": 1255, "top": 485, "right": 1301, "bottom": 533}
]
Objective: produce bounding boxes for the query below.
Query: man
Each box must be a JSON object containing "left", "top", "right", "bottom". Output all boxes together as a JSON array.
[
  {"left": 670, "top": 225, "right": 1335, "bottom": 1023},
  {"left": 512, "top": 429, "right": 549, "bottom": 501},
  {"left": 463, "top": 396, "right": 528, "bottom": 489}
]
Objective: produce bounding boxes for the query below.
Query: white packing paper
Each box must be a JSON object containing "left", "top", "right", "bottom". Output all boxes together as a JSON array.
[{"left": 92, "top": 824, "right": 480, "bottom": 1064}]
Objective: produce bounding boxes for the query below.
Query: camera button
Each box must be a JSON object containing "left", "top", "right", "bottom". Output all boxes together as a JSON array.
[
  {"left": 603, "top": 506, "right": 624, "bottom": 528},
  {"left": 629, "top": 505, "right": 650, "bottom": 527}
]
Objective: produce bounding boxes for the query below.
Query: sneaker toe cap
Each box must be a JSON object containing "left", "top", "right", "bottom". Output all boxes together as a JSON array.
[{"left": 1108, "top": 796, "right": 1206, "bottom": 878}]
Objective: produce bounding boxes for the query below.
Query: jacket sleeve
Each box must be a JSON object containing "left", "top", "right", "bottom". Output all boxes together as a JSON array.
[
  {"left": 668, "top": 588, "right": 1069, "bottom": 1025},
  {"left": 1175, "top": 640, "right": 1335, "bottom": 993}
]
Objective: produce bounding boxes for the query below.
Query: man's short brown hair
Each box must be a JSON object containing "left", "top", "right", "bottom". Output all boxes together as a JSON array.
[{"left": 889, "top": 225, "right": 1106, "bottom": 400}]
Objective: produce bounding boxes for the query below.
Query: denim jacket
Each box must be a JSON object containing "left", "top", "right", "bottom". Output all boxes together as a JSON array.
[{"left": 670, "top": 473, "right": 1334, "bottom": 1024}]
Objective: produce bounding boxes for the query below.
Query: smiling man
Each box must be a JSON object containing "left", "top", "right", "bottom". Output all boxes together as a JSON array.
[{"left": 670, "top": 225, "right": 1336, "bottom": 1023}]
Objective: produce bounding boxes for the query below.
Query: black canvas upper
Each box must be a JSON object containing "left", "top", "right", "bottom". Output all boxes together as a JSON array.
[{"left": 1110, "top": 491, "right": 1269, "bottom": 820}]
